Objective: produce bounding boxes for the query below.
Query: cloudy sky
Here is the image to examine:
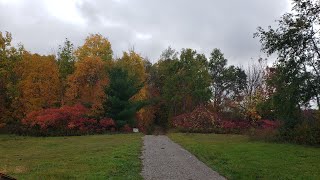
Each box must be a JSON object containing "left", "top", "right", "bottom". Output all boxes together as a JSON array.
[{"left": 0, "top": 0, "right": 290, "bottom": 64}]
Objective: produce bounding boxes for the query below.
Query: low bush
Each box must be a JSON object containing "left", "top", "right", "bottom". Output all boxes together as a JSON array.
[
  {"left": 291, "top": 121, "right": 320, "bottom": 145},
  {"left": 21, "top": 104, "right": 116, "bottom": 136},
  {"left": 171, "top": 105, "right": 218, "bottom": 133}
]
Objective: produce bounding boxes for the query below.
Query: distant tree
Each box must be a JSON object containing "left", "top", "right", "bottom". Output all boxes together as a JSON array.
[
  {"left": 57, "top": 38, "right": 75, "bottom": 104},
  {"left": 75, "top": 34, "right": 113, "bottom": 62},
  {"left": 162, "top": 48, "right": 212, "bottom": 115},
  {"left": 239, "top": 58, "right": 268, "bottom": 122},
  {"left": 57, "top": 38, "right": 75, "bottom": 81},
  {"left": 103, "top": 66, "right": 144, "bottom": 128},
  {"left": 209, "top": 48, "right": 247, "bottom": 113}
]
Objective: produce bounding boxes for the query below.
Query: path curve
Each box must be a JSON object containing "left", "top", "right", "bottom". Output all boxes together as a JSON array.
[{"left": 141, "top": 135, "right": 226, "bottom": 180}]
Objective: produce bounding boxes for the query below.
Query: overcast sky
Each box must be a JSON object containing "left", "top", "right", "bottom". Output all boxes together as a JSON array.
[{"left": 0, "top": 0, "right": 290, "bottom": 64}]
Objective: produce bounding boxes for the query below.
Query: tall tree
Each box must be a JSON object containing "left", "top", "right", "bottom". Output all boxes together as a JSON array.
[
  {"left": 57, "top": 38, "right": 75, "bottom": 81},
  {"left": 16, "top": 53, "right": 60, "bottom": 115},
  {"left": 255, "top": 0, "right": 320, "bottom": 108},
  {"left": 0, "top": 31, "right": 24, "bottom": 124},
  {"left": 103, "top": 66, "right": 144, "bottom": 128},
  {"left": 75, "top": 34, "right": 113, "bottom": 62},
  {"left": 65, "top": 57, "right": 108, "bottom": 114},
  {"left": 255, "top": 0, "right": 320, "bottom": 123},
  {"left": 209, "top": 48, "right": 247, "bottom": 112},
  {"left": 57, "top": 38, "right": 75, "bottom": 105},
  {"left": 162, "top": 48, "right": 212, "bottom": 115}
]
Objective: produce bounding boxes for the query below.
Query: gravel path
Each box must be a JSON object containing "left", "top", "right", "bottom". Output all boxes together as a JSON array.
[{"left": 141, "top": 135, "right": 226, "bottom": 180}]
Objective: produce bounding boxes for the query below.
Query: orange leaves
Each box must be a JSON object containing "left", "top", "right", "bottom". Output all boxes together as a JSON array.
[
  {"left": 65, "top": 56, "right": 108, "bottom": 114},
  {"left": 16, "top": 53, "right": 60, "bottom": 115}
]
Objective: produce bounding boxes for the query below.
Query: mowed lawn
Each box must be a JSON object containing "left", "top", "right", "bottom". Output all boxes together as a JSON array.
[
  {"left": 169, "top": 133, "right": 320, "bottom": 180},
  {"left": 0, "top": 134, "right": 143, "bottom": 179}
]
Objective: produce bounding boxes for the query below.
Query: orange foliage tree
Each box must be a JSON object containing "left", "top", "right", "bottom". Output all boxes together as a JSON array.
[
  {"left": 16, "top": 53, "right": 60, "bottom": 116},
  {"left": 65, "top": 57, "right": 108, "bottom": 114}
]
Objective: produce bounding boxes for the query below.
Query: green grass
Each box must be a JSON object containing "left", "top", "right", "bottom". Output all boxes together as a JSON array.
[
  {"left": 169, "top": 133, "right": 320, "bottom": 180},
  {"left": 0, "top": 134, "right": 143, "bottom": 180}
]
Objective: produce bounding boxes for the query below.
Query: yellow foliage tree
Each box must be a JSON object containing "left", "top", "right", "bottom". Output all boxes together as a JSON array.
[
  {"left": 75, "top": 34, "right": 113, "bottom": 62},
  {"left": 65, "top": 57, "right": 108, "bottom": 114},
  {"left": 16, "top": 53, "right": 60, "bottom": 115}
]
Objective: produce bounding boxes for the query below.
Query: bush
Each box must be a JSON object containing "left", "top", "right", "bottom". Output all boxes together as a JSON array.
[
  {"left": 292, "top": 121, "right": 320, "bottom": 145},
  {"left": 171, "top": 105, "right": 218, "bottom": 132},
  {"left": 21, "top": 104, "right": 116, "bottom": 136},
  {"left": 219, "top": 120, "right": 251, "bottom": 134}
]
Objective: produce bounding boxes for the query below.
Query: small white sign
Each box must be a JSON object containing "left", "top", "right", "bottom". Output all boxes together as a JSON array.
[{"left": 133, "top": 128, "right": 139, "bottom": 133}]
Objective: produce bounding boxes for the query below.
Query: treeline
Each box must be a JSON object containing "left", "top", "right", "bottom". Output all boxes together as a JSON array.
[{"left": 1, "top": 0, "right": 320, "bottom": 145}]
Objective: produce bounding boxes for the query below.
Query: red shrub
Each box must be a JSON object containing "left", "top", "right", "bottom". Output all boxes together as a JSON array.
[
  {"left": 121, "top": 124, "right": 132, "bottom": 132},
  {"left": 22, "top": 104, "right": 115, "bottom": 135},
  {"left": 99, "top": 118, "right": 116, "bottom": 130},
  {"left": 259, "top": 119, "right": 280, "bottom": 129},
  {"left": 219, "top": 120, "right": 251, "bottom": 133},
  {"left": 22, "top": 104, "right": 88, "bottom": 130}
]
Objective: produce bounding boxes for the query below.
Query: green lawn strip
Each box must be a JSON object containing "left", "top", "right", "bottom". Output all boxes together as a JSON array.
[
  {"left": 0, "top": 134, "right": 143, "bottom": 180},
  {"left": 169, "top": 133, "right": 320, "bottom": 180}
]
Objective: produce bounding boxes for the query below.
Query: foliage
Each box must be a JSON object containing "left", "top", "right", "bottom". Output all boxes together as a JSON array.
[
  {"left": 238, "top": 59, "right": 268, "bottom": 122},
  {"left": 209, "top": 48, "right": 247, "bottom": 113},
  {"left": 0, "top": 31, "right": 24, "bottom": 125},
  {"left": 21, "top": 104, "right": 116, "bottom": 136},
  {"left": 75, "top": 33, "right": 113, "bottom": 62},
  {"left": 160, "top": 48, "right": 212, "bottom": 116},
  {"left": 57, "top": 38, "right": 75, "bottom": 81},
  {"left": 171, "top": 105, "right": 218, "bottom": 132},
  {"left": 57, "top": 38, "right": 76, "bottom": 106},
  {"left": 15, "top": 53, "right": 60, "bottom": 116},
  {"left": 255, "top": 0, "right": 320, "bottom": 124},
  {"left": 103, "top": 65, "right": 145, "bottom": 128},
  {"left": 65, "top": 56, "right": 108, "bottom": 114}
]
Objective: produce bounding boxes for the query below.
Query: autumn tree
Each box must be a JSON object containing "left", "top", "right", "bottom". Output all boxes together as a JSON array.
[
  {"left": 16, "top": 53, "right": 60, "bottom": 116},
  {"left": 65, "top": 56, "right": 108, "bottom": 114},
  {"left": 239, "top": 58, "right": 268, "bottom": 122},
  {"left": 75, "top": 34, "right": 113, "bottom": 62}
]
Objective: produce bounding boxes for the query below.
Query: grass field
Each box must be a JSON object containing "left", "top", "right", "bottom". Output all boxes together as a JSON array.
[
  {"left": 0, "top": 134, "right": 143, "bottom": 179},
  {"left": 169, "top": 133, "right": 320, "bottom": 180}
]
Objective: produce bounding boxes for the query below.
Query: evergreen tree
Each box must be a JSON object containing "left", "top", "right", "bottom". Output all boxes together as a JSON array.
[{"left": 103, "top": 66, "right": 145, "bottom": 128}]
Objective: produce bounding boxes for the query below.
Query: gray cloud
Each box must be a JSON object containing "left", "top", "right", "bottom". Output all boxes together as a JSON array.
[{"left": 0, "top": 0, "right": 290, "bottom": 64}]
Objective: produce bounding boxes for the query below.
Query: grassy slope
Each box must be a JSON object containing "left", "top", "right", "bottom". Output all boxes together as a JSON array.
[
  {"left": 0, "top": 134, "right": 143, "bottom": 180},
  {"left": 169, "top": 133, "right": 320, "bottom": 180}
]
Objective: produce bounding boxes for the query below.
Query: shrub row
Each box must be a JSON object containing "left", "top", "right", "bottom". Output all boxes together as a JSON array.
[{"left": 19, "top": 104, "right": 121, "bottom": 136}]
